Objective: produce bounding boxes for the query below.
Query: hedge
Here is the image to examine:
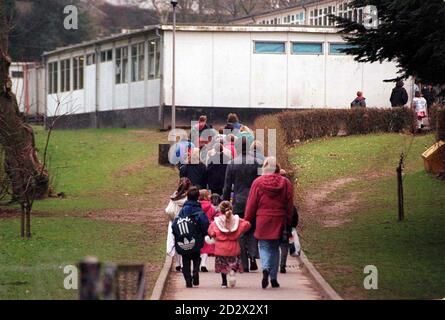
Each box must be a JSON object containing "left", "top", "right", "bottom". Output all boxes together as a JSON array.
[
  {"left": 277, "top": 108, "right": 414, "bottom": 145},
  {"left": 254, "top": 107, "right": 416, "bottom": 176}
]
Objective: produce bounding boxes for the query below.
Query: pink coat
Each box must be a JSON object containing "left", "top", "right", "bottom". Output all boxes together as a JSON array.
[
  {"left": 200, "top": 200, "right": 217, "bottom": 255},
  {"left": 208, "top": 215, "right": 251, "bottom": 257}
]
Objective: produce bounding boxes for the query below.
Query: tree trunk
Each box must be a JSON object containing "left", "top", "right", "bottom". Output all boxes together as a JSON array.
[{"left": 0, "top": 0, "right": 49, "bottom": 201}]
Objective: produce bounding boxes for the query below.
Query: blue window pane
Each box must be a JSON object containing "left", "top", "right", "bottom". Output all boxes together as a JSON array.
[
  {"left": 330, "top": 43, "right": 356, "bottom": 54},
  {"left": 255, "top": 42, "right": 286, "bottom": 53},
  {"left": 292, "top": 42, "right": 323, "bottom": 54}
]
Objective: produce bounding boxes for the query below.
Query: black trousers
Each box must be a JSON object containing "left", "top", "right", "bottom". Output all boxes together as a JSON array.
[{"left": 182, "top": 252, "right": 201, "bottom": 284}]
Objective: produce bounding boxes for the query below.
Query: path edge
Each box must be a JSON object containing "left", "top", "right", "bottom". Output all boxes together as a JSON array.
[
  {"left": 299, "top": 250, "right": 343, "bottom": 300},
  {"left": 150, "top": 255, "right": 173, "bottom": 300}
]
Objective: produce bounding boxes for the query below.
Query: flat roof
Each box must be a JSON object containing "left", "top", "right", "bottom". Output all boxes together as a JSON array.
[{"left": 43, "top": 24, "right": 339, "bottom": 58}]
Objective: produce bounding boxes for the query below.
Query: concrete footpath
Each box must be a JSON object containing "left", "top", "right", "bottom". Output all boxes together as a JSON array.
[{"left": 162, "top": 256, "right": 324, "bottom": 300}]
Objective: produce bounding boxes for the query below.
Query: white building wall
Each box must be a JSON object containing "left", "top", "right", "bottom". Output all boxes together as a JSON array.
[{"left": 163, "top": 29, "right": 405, "bottom": 109}]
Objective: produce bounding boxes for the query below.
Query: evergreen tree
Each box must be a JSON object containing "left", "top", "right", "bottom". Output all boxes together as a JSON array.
[{"left": 333, "top": 0, "right": 445, "bottom": 85}]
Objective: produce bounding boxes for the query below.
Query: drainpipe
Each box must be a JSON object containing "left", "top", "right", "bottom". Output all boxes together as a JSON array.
[{"left": 94, "top": 45, "right": 100, "bottom": 128}]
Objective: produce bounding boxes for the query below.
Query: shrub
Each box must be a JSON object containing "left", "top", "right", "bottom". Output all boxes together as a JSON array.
[
  {"left": 254, "top": 107, "right": 416, "bottom": 173},
  {"left": 277, "top": 108, "right": 415, "bottom": 145}
]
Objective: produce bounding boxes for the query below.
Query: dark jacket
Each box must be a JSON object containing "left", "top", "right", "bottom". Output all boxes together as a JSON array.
[
  {"left": 179, "top": 163, "right": 207, "bottom": 189},
  {"left": 422, "top": 88, "right": 435, "bottom": 107},
  {"left": 351, "top": 96, "right": 367, "bottom": 108},
  {"left": 222, "top": 153, "right": 261, "bottom": 216},
  {"left": 245, "top": 174, "right": 294, "bottom": 240},
  {"left": 390, "top": 85, "right": 408, "bottom": 107},
  {"left": 177, "top": 200, "right": 210, "bottom": 248},
  {"left": 206, "top": 151, "right": 231, "bottom": 195}
]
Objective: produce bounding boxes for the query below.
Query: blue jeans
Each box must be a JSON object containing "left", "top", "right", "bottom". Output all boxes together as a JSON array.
[{"left": 258, "top": 240, "right": 281, "bottom": 280}]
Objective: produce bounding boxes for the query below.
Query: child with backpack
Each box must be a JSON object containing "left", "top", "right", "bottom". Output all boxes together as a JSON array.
[
  {"left": 208, "top": 201, "right": 251, "bottom": 288},
  {"left": 172, "top": 187, "right": 210, "bottom": 288},
  {"left": 199, "top": 190, "right": 217, "bottom": 272}
]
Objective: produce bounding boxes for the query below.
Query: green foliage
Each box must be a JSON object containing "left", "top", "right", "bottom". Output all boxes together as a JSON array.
[
  {"left": 8, "top": 0, "right": 95, "bottom": 61},
  {"left": 333, "top": 0, "right": 445, "bottom": 85},
  {"left": 292, "top": 133, "right": 445, "bottom": 299}
]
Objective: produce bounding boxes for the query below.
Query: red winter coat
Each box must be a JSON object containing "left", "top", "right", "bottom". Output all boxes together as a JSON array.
[
  {"left": 200, "top": 200, "right": 217, "bottom": 255},
  {"left": 208, "top": 215, "right": 251, "bottom": 257},
  {"left": 244, "top": 174, "right": 294, "bottom": 240}
]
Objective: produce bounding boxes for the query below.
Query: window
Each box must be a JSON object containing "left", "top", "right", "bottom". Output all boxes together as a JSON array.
[
  {"left": 292, "top": 42, "right": 323, "bottom": 55},
  {"left": 254, "top": 41, "right": 286, "bottom": 54},
  {"left": 115, "top": 47, "right": 128, "bottom": 84},
  {"left": 101, "top": 49, "right": 112, "bottom": 62},
  {"left": 131, "top": 43, "right": 145, "bottom": 82},
  {"left": 60, "top": 59, "right": 70, "bottom": 92},
  {"left": 73, "top": 56, "right": 84, "bottom": 90},
  {"left": 148, "top": 39, "right": 161, "bottom": 79},
  {"left": 329, "top": 43, "right": 356, "bottom": 55},
  {"left": 48, "top": 62, "right": 58, "bottom": 94},
  {"left": 11, "top": 71, "right": 24, "bottom": 78},
  {"left": 86, "top": 53, "right": 96, "bottom": 65}
]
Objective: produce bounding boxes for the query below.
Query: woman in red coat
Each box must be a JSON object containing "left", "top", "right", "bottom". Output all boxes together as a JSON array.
[{"left": 244, "top": 157, "right": 294, "bottom": 289}]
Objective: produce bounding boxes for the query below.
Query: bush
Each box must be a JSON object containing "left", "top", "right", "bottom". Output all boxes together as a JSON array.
[
  {"left": 254, "top": 107, "right": 416, "bottom": 173},
  {"left": 277, "top": 108, "right": 415, "bottom": 145}
]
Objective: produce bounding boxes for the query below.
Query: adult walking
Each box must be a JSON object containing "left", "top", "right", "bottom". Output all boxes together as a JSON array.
[
  {"left": 206, "top": 142, "right": 232, "bottom": 196},
  {"left": 165, "top": 178, "right": 192, "bottom": 272},
  {"left": 223, "top": 137, "right": 261, "bottom": 272},
  {"left": 390, "top": 80, "right": 409, "bottom": 107},
  {"left": 179, "top": 148, "right": 207, "bottom": 189},
  {"left": 245, "top": 157, "right": 294, "bottom": 289}
]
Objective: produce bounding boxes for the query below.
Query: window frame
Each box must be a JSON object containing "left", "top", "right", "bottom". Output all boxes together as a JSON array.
[
  {"left": 73, "top": 56, "right": 84, "bottom": 91},
  {"left": 115, "top": 46, "right": 129, "bottom": 84},
  {"left": 253, "top": 41, "right": 287, "bottom": 55},
  {"left": 148, "top": 38, "right": 161, "bottom": 80},
  {"left": 101, "top": 49, "right": 113, "bottom": 63},
  {"left": 329, "top": 42, "right": 356, "bottom": 55},
  {"left": 60, "top": 58, "right": 71, "bottom": 93},
  {"left": 48, "top": 61, "right": 58, "bottom": 94},
  {"left": 131, "top": 42, "right": 145, "bottom": 82},
  {"left": 291, "top": 42, "right": 324, "bottom": 55}
]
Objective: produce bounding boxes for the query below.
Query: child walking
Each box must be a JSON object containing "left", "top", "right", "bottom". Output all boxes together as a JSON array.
[
  {"left": 199, "top": 190, "right": 217, "bottom": 272},
  {"left": 172, "top": 187, "right": 209, "bottom": 288},
  {"left": 208, "top": 201, "right": 251, "bottom": 288}
]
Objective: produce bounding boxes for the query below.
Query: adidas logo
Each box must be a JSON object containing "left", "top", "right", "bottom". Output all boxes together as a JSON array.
[{"left": 178, "top": 238, "right": 196, "bottom": 251}]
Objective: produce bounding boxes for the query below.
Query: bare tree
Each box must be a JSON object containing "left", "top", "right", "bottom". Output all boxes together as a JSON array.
[{"left": 0, "top": 0, "right": 49, "bottom": 237}]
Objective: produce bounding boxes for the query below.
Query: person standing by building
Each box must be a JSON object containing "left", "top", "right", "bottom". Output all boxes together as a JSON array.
[
  {"left": 351, "top": 91, "right": 367, "bottom": 108},
  {"left": 223, "top": 137, "right": 261, "bottom": 272},
  {"left": 244, "top": 157, "right": 294, "bottom": 289},
  {"left": 412, "top": 91, "right": 428, "bottom": 132},
  {"left": 390, "top": 80, "right": 409, "bottom": 107},
  {"left": 422, "top": 84, "right": 436, "bottom": 111}
]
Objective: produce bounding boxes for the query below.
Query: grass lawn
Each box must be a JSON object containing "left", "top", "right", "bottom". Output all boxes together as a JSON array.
[
  {"left": 0, "top": 127, "right": 177, "bottom": 300},
  {"left": 292, "top": 133, "right": 445, "bottom": 300}
]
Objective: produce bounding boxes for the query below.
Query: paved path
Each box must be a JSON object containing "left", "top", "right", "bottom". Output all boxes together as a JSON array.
[{"left": 163, "top": 256, "right": 323, "bottom": 300}]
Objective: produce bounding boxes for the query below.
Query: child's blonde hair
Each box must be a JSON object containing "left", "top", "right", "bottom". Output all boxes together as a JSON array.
[
  {"left": 219, "top": 201, "right": 233, "bottom": 228},
  {"left": 199, "top": 189, "right": 211, "bottom": 201}
]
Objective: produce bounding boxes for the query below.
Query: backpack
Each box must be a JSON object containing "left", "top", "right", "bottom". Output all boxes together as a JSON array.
[{"left": 172, "top": 211, "right": 204, "bottom": 256}]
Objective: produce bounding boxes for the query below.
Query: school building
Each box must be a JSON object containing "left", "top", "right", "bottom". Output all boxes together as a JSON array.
[{"left": 42, "top": 24, "right": 412, "bottom": 129}]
